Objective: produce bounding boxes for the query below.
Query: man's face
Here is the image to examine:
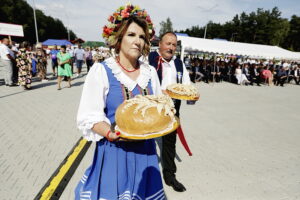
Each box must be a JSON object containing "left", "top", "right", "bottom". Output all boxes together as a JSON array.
[
  {"left": 159, "top": 33, "right": 177, "bottom": 61},
  {"left": 2, "top": 38, "right": 9, "bottom": 45}
]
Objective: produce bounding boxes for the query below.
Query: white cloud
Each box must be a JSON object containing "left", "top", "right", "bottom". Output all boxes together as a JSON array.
[{"left": 35, "top": 4, "right": 46, "bottom": 10}]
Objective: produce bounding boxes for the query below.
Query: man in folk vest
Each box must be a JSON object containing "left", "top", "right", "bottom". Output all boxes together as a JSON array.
[{"left": 149, "top": 32, "right": 191, "bottom": 192}]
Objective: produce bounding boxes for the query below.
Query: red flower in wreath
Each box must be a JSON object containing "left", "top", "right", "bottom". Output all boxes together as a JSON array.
[
  {"left": 103, "top": 26, "right": 113, "bottom": 36},
  {"left": 121, "top": 9, "right": 130, "bottom": 18},
  {"left": 102, "top": 4, "right": 155, "bottom": 43},
  {"left": 108, "top": 16, "right": 114, "bottom": 23}
]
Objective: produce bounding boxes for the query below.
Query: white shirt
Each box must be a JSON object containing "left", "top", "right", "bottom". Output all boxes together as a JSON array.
[
  {"left": 74, "top": 48, "right": 85, "bottom": 60},
  {"left": 295, "top": 68, "right": 299, "bottom": 76},
  {"left": 66, "top": 48, "right": 72, "bottom": 57},
  {"left": 91, "top": 50, "right": 97, "bottom": 56},
  {"left": 11, "top": 45, "right": 18, "bottom": 52},
  {"left": 77, "top": 57, "right": 162, "bottom": 141},
  {"left": 0, "top": 44, "right": 10, "bottom": 60},
  {"left": 8, "top": 48, "right": 15, "bottom": 58},
  {"left": 235, "top": 68, "right": 242, "bottom": 75},
  {"left": 282, "top": 62, "right": 289, "bottom": 68},
  {"left": 158, "top": 52, "right": 191, "bottom": 90}
]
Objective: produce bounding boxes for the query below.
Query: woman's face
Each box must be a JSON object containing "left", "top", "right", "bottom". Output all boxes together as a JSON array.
[
  {"left": 61, "top": 48, "right": 66, "bottom": 53},
  {"left": 119, "top": 22, "right": 145, "bottom": 60}
]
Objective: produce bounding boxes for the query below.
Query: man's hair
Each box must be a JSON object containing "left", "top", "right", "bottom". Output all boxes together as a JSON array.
[
  {"left": 20, "top": 41, "right": 29, "bottom": 49},
  {"left": 159, "top": 32, "right": 177, "bottom": 41},
  {"left": 1, "top": 38, "right": 9, "bottom": 42}
]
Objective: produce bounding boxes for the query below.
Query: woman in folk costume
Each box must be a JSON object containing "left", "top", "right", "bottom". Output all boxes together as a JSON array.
[{"left": 75, "top": 4, "right": 166, "bottom": 200}]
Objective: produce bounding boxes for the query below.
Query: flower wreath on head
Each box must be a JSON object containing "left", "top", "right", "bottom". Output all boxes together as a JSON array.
[{"left": 102, "top": 4, "right": 155, "bottom": 45}]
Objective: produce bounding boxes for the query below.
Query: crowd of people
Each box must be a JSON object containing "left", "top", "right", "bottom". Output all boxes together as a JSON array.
[
  {"left": 1, "top": 36, "right": 299, "bottom": 91},
  {"left": 0, "top": 37, "right": 110, "bottom": 90},
  {"left": 185, "top": 56, "right": 300, "bottom": 87}
]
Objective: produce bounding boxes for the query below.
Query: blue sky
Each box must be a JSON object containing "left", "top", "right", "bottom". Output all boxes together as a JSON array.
[{"left": 26, "top": 0, "right": 300, "bottom": 41}]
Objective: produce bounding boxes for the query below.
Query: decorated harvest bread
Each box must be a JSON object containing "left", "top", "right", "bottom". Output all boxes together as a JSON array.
[
  {"left": 115, "top": 95, "right": 179, "bottom": 139},
  {"left": 166, "top": 83, "right": 199, "bottom": 100}
]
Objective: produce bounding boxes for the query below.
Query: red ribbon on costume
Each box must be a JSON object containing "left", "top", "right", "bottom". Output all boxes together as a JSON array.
[
  {"left": 156, "top": 56, "right": 164, "bottom": 81},
  {"left": 177, "top": 125, "right": 193, "bottom": 156}
]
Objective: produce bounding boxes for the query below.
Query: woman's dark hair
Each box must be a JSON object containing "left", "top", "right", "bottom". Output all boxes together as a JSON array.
[
  {"left": 110, "top": 16, "right": 150, "bottom": 56},
  {"left": 60, "top": 45, "right": 66, "bottom": 49}
]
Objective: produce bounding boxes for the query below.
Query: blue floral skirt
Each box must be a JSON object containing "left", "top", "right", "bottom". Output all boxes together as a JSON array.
[{"left": 75, "top": 138, "right": 165, "bottom": 200}]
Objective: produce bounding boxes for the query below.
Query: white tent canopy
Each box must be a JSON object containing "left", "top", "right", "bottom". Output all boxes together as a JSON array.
[{"left": 177, "top": 35, "right": 300, "bottom": 60}]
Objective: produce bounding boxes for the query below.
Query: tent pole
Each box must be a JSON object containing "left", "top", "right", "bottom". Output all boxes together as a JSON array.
[{"left": 180, "top": 44, "right": 184, "bottom": 61}]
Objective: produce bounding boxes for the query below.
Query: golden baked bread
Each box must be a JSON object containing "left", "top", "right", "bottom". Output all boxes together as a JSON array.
[
  {"left": 166, "top": 83, "right": 199, "bottom": 100},
  {"left": 115, "top": 95, "right": 179, "bottom": 139}
]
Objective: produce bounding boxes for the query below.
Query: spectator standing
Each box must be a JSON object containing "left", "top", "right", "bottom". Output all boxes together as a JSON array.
[
  {"left": 84, "top": 47, "right": 93, "bottom": 72},
  {"left": 50, "top": 45, "right": 59, "bottom": 76},
  {"left": 67, "top": 45, "right": 75, "bottom": 73},
  {"left": 0, "top": 38, "right": 15, "bottom": 86},
  {"left": 30, "top": 52, "right": 37, "bottom": 76},
  {"left": 57, "top": 45, "right": 72, "bottom": 90},
  {"left": 15, "top": 41, "right": 32, "bottom": 90},
  {"left": 74, "top": 44, "right": 85, "bottom": 77},
  {"left": 35, "top": 43, "right": 48, "bottom": 82},
  {"left": 10, "top": 41, "right": 19, "bottom": 83}
]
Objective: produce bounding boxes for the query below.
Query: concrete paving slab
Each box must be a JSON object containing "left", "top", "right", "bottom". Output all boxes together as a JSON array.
[{"left": 1, "top": 64, "right": 300, "bottom": 200}]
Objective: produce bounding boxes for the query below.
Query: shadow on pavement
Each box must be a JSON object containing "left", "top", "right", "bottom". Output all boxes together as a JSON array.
[
  {"left": 72, "top": 81, "right": 84, "bottom": 87},
  {"left": 32, "top": 81, "right": 57, "bottom": 89},
  {"left": 0, "top": 89, "right": 27, "bottom": 99}
]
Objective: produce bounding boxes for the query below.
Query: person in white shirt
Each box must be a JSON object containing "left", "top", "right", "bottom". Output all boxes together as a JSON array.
[
  {"left": 148, "top": 32, "right": 190, "bottom": 192},
  {"left": 0, "top": 38, "right": 15, "bottom": 86}
]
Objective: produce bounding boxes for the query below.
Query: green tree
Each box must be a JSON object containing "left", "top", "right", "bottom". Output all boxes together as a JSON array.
[
  {"left": 83, "top": 41, "right": 106, "bottom": 48},
  {"left": 0, "top": 0, "right": 77, "bottom": 44},
  {"left": 176, "top": 6, "right": 296, "bottom": 50},
  {"left": 159, "top": 17, "right": 173, "bottom": 36},
  {"left": 283, "top": 15, "right": 300, "bottom": 51}
]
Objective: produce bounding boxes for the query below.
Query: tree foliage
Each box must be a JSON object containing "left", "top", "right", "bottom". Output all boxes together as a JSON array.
[
  {"left": 0, "top": 0, "right": 77, "bottom": 44},
  {"left": 177, "top": 7, "right": 300, "bottom": 51},
  {"left": 283, "top": 15, "right": 300, "bottom": 51},
  {"left": 159, "top": 17, "right": 173, "bottom": 36},
  {"left": 83, "top": 41, "right": 106, "bottom": 48}
]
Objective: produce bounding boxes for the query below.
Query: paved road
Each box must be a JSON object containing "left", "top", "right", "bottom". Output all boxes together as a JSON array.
[{"left": 1, "top": 64, "right": 300, "bottom": 200}]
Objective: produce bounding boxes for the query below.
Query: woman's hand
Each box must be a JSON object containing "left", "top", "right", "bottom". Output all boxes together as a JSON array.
[{"left": 107, "top": 131, "right": 120, "bottom": 141}]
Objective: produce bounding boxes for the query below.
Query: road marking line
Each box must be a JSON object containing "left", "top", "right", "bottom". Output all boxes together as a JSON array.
[{"left": 34, "top": 137, "right": 91, "bottom": 200}]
